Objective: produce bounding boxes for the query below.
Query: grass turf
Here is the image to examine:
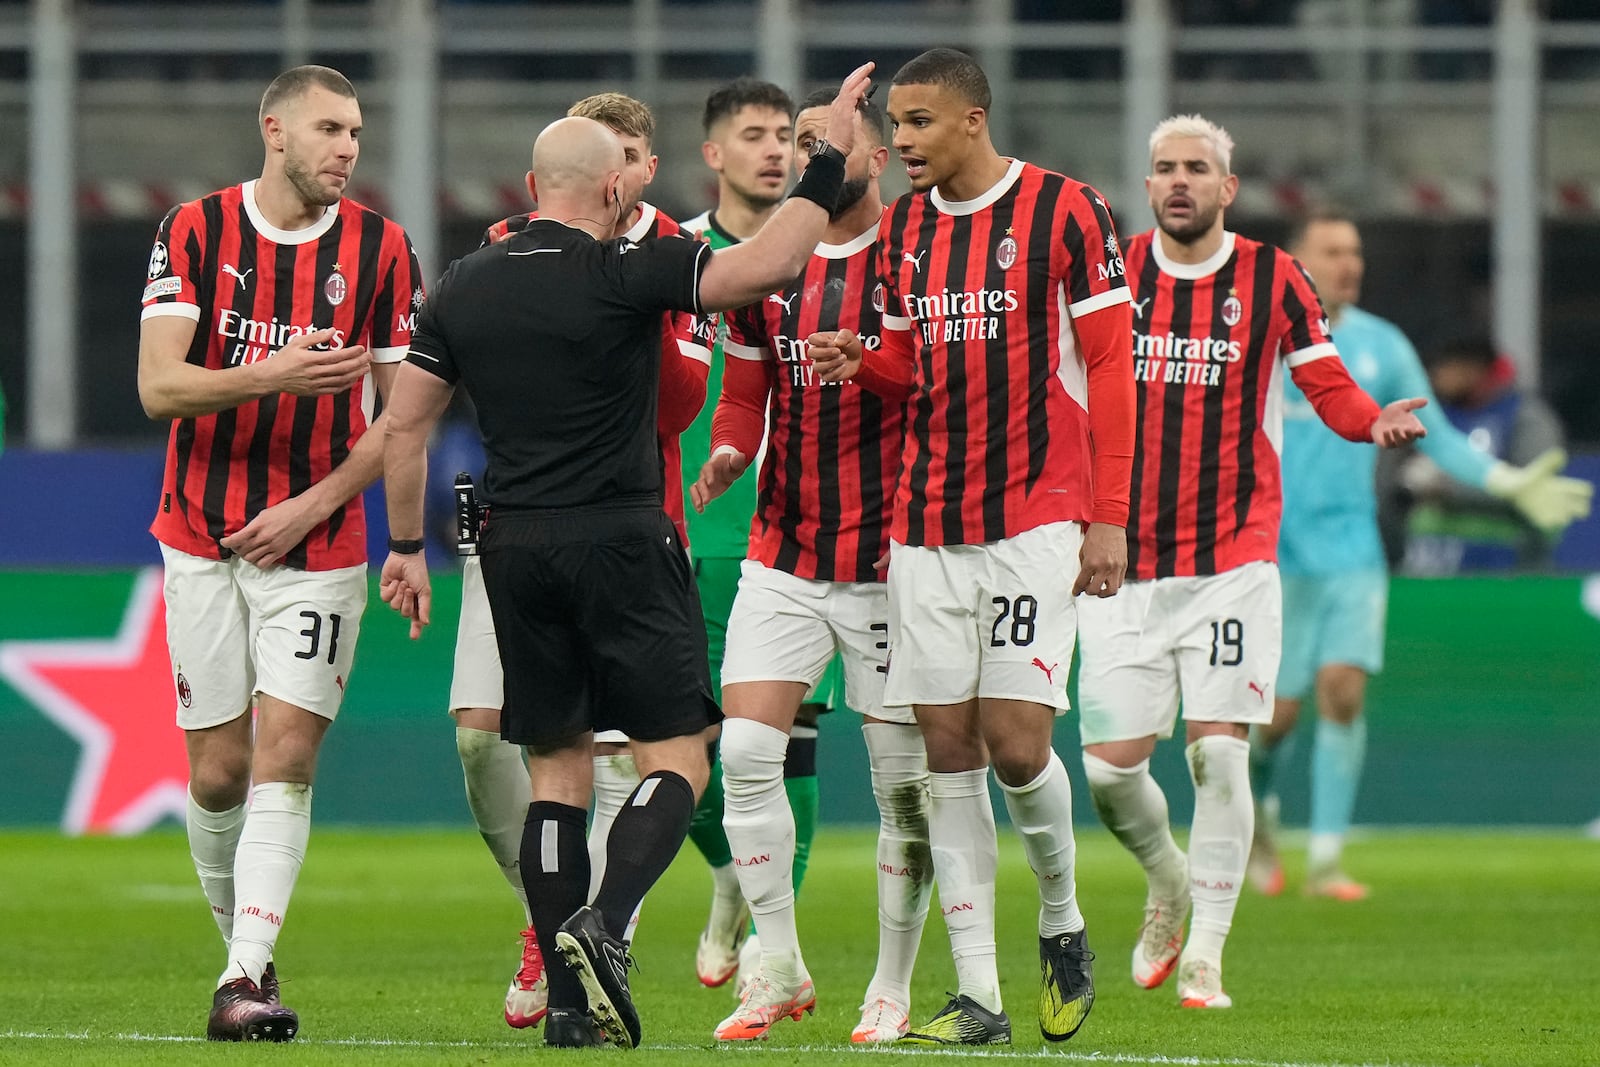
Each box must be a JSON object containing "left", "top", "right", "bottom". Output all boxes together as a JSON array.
[{"left": 0, "top": 827, "right": 1594, "bottom": 1066}]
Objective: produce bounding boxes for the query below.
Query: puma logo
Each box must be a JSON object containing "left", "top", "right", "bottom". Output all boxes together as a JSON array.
[
  {"left": 903, "top": 248, "right": 927, "bottom": 274},
  {"left": 1132, "top": 296, "right": 1151, "bottom": 319},
  {"left": 768, "top": 292, "right": 796, "bottom": 313},
  {"left": 1247, "top": 680, "right": 1267, "bottom": 703},
  {"left": 222, "top": 264, "right": 253, "bottom": 289},
  {"left": 1031, "top": 657, "right": 1059, "bottom": 684}
]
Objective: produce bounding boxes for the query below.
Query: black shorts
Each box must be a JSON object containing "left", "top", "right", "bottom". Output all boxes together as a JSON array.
[{"left": 479, "top": 502, "right": 721, "bottom": 748}]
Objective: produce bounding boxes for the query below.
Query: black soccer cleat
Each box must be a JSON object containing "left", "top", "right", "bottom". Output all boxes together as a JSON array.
[
  {"left": 260, "top": 961, "right": 280, "bottom": 1004},
  {"left": 544, "top": 1007, "right": 606, "bottom": 1047},
  {"left": 554, "top": 905, "right": 641, "bottom": 1049},
  {"left": 1039, "top": 928, "right": 1096, "bottom": 1041},
  {"left": 206, "top": 975, "right": 299, "bottom": 1042},
  {"left": 898, "top": 993, "right": 1011, "bottom": 1046}
]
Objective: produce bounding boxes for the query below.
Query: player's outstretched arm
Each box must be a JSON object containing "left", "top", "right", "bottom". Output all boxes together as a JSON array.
[
  {"left": 1484, "top": 448, "right": 1595, "bottom": 533},
  {"left": 138, "top": 321, "right": 370, "bottom": 420},
  {"left": 1371, "top": 397, "right": 1428, "bottom": 447},
  {"left": 697, "top": 62, "right": 874, "bottom": 313}
]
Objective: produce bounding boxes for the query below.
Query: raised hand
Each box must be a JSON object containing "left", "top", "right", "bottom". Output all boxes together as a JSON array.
[
  {"left": 823, "top": 62, "right": 876, "bottom": 155},
  {"left": 1372, "top": 397, "right": 1428, "bottom": 448}
]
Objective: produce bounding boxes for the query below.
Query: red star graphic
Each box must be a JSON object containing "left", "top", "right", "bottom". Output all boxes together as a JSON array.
[{"left": 0, "top": 569, "right": 190, "bottom": 834}]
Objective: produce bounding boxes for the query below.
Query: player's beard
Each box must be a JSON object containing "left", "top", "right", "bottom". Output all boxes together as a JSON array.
[
  {"left": 829, "top": 176, "right": 870, "bottom": 221},
  {"left": 1157, "top": 198, "right": 1221, "bottom": 246},
  {"left": 285, "top": 154, "right": 343, "bottom": 208}
]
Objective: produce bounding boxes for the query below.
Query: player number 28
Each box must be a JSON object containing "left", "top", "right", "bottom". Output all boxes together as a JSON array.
[{"left": 990, "top": 595, "right": 1038, "bottom": 647}]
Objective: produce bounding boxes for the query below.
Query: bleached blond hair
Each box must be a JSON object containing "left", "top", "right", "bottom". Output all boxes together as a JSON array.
[{"left": 1148, "top": 114, "right": 1235, "bottom": 175}]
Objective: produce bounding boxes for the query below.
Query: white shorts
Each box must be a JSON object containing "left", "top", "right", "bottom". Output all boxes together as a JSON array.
[
  {"left": 1077, "top": 561, "right": 1282, "bottom": 745},
  {"left": 450, "top": 557, "right": 631, "bottom": 745},
  {"left": 722, "top": 560, "right": 913, "bottom": 725},
  {"left": 160, "top": 543, "right": 367, "bottom": 730},
  {"left": 883, "top": 521, "right": 1081, "bottom": 711}
]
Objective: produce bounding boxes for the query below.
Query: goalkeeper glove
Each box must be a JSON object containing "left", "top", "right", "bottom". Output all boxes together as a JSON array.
[{"left": 1484, "top": 448, "right": 1594, "bottom": 533}]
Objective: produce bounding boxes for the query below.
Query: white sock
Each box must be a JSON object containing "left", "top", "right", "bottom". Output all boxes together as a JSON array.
[
  {"left": 589, "top": 752, "right": 643, "bottom": 943},
  {"left": 720, "top": 718, "right": 804, "bottom": 982},
  {"left": 1183, "top": 736, "right": 1253, "bottom": 967},
  {"left": 927, "top": 768, "right": 1001, "bottom": 1014},
  {"left": 1307, "top": 832, "right": 1345, "bottom": 873},
  {"left": 998, "top": 751, "right": 1085, "bottom": 937},
  {"left": 187, "top": 790, "right": 245, "bottom": 948},
  {"left": 862, "top": 723, "right": 932, "bottom": 1006},
  {"left": 224, "top": 781, "right": 312, "bottom": 988},
  {"left": 456, "top": 726, "right": 531, "bottom": 922},
  {"left": 1082, "top": 753, "right": 1188, "bottom": 901}
]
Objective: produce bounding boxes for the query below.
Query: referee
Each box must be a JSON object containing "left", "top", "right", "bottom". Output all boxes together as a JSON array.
[{"left": 379, "top": 62, "right": 876, "bottom": 1049}]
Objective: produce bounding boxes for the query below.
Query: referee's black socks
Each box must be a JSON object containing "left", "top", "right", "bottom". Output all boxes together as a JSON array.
[
  {"left": 521, "top": 801, "right": 590, "bottom": 1010},
  {"left": 591, "top": 771, "right": 697, "bottom": 939}
]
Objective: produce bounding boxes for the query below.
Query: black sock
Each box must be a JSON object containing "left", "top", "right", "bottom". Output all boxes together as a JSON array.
[
  {"left": 591, "top": 771, "right": 696, "bottom": 937},
  {"left": 520, "top": 801, "right": 590, "bottom": 1011},
  {"left": 785, "top": 728, "right": 819, "bottom": 779}
]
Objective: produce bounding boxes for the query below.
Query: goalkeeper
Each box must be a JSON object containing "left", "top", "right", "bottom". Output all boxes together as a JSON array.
[{"left": 1250, "top": 208, "right": 1592, "bottom": 899}]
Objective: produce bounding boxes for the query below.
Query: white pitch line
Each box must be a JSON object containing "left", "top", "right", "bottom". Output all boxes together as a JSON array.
[{"left": 0, "top": 1030, "right": 1466, "bottom": 1067}]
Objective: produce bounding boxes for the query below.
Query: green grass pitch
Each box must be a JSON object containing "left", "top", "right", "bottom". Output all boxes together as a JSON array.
[{"left": 1, "top": 827, "right": 1594, "bottom": 1065}]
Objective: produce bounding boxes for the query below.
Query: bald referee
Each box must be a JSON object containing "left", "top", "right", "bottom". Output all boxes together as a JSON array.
[{"left": 378, "top": 62, "right": 876, "bottom": 1049}]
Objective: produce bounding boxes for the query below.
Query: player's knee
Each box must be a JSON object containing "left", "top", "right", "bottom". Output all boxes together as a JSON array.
[
  {"left": 456, "top": 724, "right": 505, "bottom": 771},
  {"left": 718, "top": 719, "right": 786, "bottom": 788},
  {"left": 1318, "top": 672, "right": 1366, "bottom": 724},
  {"left": 188, "top": 756, "right": 250, "bottom": 810},
  {"left": 990, "top": 743, "right": 1048, "bottom": 788}
]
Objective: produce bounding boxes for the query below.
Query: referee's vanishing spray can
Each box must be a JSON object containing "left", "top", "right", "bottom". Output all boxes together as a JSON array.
[{"left": 455, "top": 472, "right": 480, "bottom": 556}]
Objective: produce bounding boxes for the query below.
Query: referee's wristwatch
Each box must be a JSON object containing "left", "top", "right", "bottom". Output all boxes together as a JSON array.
[
  {"left": 808, "top": 138, "right": 847, "bottom": 166},
  {"left": 387, "top": 536, "right": 426, "bottom": 555}
]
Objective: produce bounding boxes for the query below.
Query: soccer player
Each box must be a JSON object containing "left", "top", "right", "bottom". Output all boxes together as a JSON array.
[
  {"left": 379, "top": 64, "right": 877, "bottom": 1048},
  {"left": 678, "top": 78, "right": 831, "bottom": 992},
  {"left": 812, "top": 47, "right": 1136, "bottom": 1045},
  {"left": 136, "top": 65, "right": 422, "bottom": 1041},
  {"left": 1075, "top": 116, "right": 1426, "bottom": 1011},
  {"left": 449, "top": 92, "right": 711, "bottom": 1038},
  {"left": 690, "top": 90, "right": 930, "bottom": 1044},
  {"left": 1248, "top": 209, "right": 1592, "bottom": 899}
]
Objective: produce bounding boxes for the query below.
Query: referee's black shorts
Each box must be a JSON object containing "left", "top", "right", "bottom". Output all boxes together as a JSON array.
[{"left": 479, "top": 500, "right": 721, "bottom": 748}]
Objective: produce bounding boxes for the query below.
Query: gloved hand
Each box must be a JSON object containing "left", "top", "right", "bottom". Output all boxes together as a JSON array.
[{"left": 1484, "top": 448, "right": 1595, "bottom": 533}]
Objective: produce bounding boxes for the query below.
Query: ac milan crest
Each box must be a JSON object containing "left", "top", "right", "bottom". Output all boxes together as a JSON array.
[
  {"left": 175, "top": 672, "right": 192, "bottom": 708},
  {"left": 1222, "top": 294, "right": 1243, "bottom": 327},
  {"left": 325, "top": 265, "right": 347, "bottom": 307},
  {"left": 871, "top": 282, "right": 886, "bottom": 314},
  {"left": 996, "top": 236, "right": 1018, "bottom": 271}
]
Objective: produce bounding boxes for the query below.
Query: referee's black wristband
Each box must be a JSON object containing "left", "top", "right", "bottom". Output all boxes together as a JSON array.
[
  {"left": 790, "top": 149, "right": 846, "bottom": 213},
  {"left": 387, "top": 537, "right": 426, "bottom": 555}
]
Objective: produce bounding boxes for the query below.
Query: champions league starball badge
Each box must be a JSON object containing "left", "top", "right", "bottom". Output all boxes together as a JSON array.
[{"left": 147, "top": 242, "right": 169, "bottom": 280}]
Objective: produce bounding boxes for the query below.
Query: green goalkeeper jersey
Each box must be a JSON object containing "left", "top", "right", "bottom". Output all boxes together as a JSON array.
[{"left": 679, "top": 210, "right": 759, "bottom": 559}]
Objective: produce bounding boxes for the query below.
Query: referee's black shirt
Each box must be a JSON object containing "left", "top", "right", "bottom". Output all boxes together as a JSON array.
[{"left": 406, "top": 218, "right": 711, "bottom": 510}]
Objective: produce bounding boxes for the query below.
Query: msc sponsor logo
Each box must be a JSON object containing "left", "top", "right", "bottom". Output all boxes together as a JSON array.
[{"left": 1096, "top": 255, "right": 1126, "bottom": 282}]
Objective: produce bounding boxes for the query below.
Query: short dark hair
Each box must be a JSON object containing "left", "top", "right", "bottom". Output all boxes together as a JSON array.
[
  {"left": 892, "top": 48, "right": 991, "bottom": 111},
  {"left": 1426, "top": 337, "right": 1498, "bottom": 371},
  {"left": 259, "top": 65, "right": 357, "bottom": 125},
  {"left": 1285, "top": 205, "right": 1357, "bottom": 253},
  {"left": 702, "top": 78, "right": 794, "bottom": 136},
  {"left": 797, "top": 88, "right": 887, "bottom": 146}
]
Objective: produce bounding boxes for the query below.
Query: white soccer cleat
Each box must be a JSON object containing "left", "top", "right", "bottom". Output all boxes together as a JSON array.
[
  {"left": 1176, "top": 957, "right": 1233, "bottom": 1009},
  {"left": 733, "top": 931, "right": 762, "bottom": 998},
  {"left": 696, "top": 895, "right": 752, "bottom": 988},
  {"left": 504, "top": 926, "right": 549, "bottom": 1028},
  {"left": 1132, "top": 887, "right": 1189, "bottom": 989},
  {"left": 714, "top": 969, "right": 817, "bottom": 1041},
  {"left": 851, "top": 993, "right": 910, "bottom": 1043}
]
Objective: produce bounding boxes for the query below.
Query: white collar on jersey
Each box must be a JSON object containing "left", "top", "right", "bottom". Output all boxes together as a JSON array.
[
  {"left": 815, "top": 215, "right": 881, "bottom": 259},
  {"left": 241, "top": 180, "right": 341, "bottom": 245},
  {"left": 931, "top": 158, "right": 1025, "bottom": 216},
  {"left": 622, "top": 202, "right": 659, "bottom": 243},
  {"left": 1150, "top": 229, "right": 1237, "bottom": 281}
]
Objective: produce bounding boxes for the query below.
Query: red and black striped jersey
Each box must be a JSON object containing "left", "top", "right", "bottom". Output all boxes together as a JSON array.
[
  {"left": 1122, "top": 229, "right": 1381, "bottom": 580},
  {"left": 717, "top": 218, "right": 904, "bottom": 584},
  {"left": 478, "top": 203, "right": 710, "bottom": 545},
  {"left": 141, "top": 180, "right": 422, "bottom": 570},
  {"left": 870, "top": 159, "right": 1136, "bottom": 547}
]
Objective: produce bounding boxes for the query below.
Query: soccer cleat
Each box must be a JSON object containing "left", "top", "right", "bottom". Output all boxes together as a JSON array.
[
  {"left": 505, "top": 925, "right": 550, "bottom": 1029},
  {"left": 1247, "top": 797, "right": 1285, "bottom": 896},
  {"left": 732, "top": 930, "right": 762, "bottom": 998},
  {"left": 554, "top": 906, "right": 641, "bottom": 1049},
  {"left": 1039, "top": 930, "right": 1096, "bottom": 1041},
  {"left": 543, "top": 1007, "right": 605, "bottom": 1047},
  {"left": 206, "top": 976, "right": 299, "bottom": 1042},
  {"left": 260, "top": 961, "right": 280, "bottom": 1004},
  {"left": 899, "top": 993, "right": 1011, "bottom": 1046},
  {"left": 1305, "top": 868, "right": 1370, "bottom": 901},
  {"left": 1177, "top": 957, "right": 1233, "bottom": 1009},
  {"left": 713, "top": 969, "right": 816, "bottom": 1041},
  {"left": 851, "top": 993, "right": 910, "bottom": 1043},
  {"left": 1132, "top": 888, "right": 1189, "bottom": 989},
  {"left": 696, "top": 896, "right": 752, "bottom": 988}
]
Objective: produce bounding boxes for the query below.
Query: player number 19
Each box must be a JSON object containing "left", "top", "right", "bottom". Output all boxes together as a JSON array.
[{"left": 1209, "top": 618, "right": 1243, "bottom": 667}]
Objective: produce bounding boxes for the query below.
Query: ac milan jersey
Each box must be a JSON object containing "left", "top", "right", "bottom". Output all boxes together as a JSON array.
[
  {"left": 141, "top": 180, "right": 422, "bottom": 570},
  {"left": 720, "top": 219, "right": 904, "bottom": 583},
  {"left": 1122, "top": 229, "right": 1379, "bottom": 580},
  {"left": 876, "top": 159, "right": 1133, "bottom": 547},
  {"left": 478, "top": 203, "right": 711, "bottom": 545}
]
